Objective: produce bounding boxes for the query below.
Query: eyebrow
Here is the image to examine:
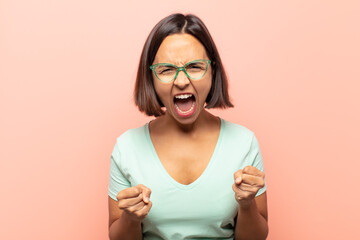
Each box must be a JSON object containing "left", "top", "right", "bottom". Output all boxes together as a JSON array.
[{"left": 154, "top": 59, "right": 204, "bottom": 66}]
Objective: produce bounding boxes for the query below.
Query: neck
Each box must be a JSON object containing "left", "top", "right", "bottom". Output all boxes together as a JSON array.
[{"left": 161, "top": 109, "right": 218, "bottom": 135}]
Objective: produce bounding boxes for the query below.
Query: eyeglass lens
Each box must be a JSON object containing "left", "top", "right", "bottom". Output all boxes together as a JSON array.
[{"left": 154, "top": 61, "right": 208, "bottom": 82}]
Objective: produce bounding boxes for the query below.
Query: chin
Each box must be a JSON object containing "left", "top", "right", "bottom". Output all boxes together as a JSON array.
[{"left": 169, "top": 106, "right": 205, "bottom": 126}]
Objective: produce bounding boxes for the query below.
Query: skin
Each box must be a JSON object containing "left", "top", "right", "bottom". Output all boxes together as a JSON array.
[
  {"left": 108, "top": 33, "right": 268, "bottom": 239},
  {"left": 152, "top": 33, "right": 213, "bottom": 130}
]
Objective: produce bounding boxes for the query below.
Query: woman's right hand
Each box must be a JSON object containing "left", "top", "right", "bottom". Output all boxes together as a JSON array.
[{"left": 116, "top": 184, "right": 152, "bottom": 222}]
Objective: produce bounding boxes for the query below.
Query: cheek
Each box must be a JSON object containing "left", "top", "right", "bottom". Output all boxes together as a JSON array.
[
  {"left": 153, "top": 81, "right": 171, "bottom": 105},
  {"left": 197, "top": 76, "right": 212, "bottom": 98}
]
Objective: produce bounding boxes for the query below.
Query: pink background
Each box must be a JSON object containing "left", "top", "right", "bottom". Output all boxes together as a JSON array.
[{"left": 1, "top": 0, "right": 359, "bottom": 239}]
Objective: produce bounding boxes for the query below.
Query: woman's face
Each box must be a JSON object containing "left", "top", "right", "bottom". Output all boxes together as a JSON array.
[{"left": 152, "top": 33, "right": 212, "bottom": 125}]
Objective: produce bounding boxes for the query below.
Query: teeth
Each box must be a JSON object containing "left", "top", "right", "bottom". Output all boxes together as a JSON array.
[
  {"left": 175, "top": 101, "right": 195, "bottom": 114},
  {"left": 175, "top": 94, "right": 193, "bottom": 99}
]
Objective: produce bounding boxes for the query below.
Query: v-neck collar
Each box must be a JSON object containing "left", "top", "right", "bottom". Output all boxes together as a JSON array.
[{"left": 145, "top": 117, "right": 225, "bottom": 190}]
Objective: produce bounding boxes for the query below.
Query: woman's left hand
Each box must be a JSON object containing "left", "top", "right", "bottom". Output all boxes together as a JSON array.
[{"left": 232, "top": 166, "right": 265, "bottom": 209}]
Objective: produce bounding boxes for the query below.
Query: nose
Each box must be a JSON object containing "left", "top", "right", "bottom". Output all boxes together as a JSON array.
[{"left": 173, "top": 69, "right": 190, "bottom": 89}]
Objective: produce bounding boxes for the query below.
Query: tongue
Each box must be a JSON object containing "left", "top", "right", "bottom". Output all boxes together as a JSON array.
[{"left": 175, "top": 98, "right": 194, "bottom": 111}]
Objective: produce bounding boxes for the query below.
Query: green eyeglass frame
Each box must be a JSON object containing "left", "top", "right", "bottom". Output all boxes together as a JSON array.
[{"left": 150, "top": 59, "right": 211, "bottom": 83}]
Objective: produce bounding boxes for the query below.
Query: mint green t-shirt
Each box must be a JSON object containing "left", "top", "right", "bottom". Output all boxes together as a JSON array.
[{"left": 108, "top": 118, "right": 266, "bottom": 239}]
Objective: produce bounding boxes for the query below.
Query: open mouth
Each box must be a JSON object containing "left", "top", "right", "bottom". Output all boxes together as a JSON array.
[{"left": 173, "top": 93, "right": 196, "bottom": 116}]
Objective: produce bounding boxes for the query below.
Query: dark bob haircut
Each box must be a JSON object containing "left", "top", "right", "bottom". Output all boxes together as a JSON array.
[{"left": 134, "top": 13, "right": 234, "bottom": 117}]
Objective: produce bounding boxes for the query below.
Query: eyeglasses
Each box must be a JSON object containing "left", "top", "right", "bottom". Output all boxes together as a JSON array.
[{"left": 150, "top": 59, "right": 211, "bottom": 83}]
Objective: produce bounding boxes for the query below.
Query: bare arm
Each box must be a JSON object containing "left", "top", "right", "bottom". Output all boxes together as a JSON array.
[
  {"left": 108, "top": 185, "right": 152, "bottom": 240},
  {"left": 234, "top": 192, "right": 268, "bottom": 240},
  {"left": 108, "top": 196, "right": 142, "bottom": 240},
  {"left": 233, "top": 166, "right": 269, "bottom": 240}
]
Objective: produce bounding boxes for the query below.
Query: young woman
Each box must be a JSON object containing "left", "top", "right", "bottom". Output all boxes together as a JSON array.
[{"left": 108, "top": 13, "right": 268, "bottom": 240}]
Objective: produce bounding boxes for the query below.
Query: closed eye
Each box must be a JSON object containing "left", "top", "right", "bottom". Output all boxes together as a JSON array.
[
  {"left": 157, "top": 66, "right": 176, "bottom": 74},
  {"left": 186, "top": 63, "right": 205, "bottom": 70},
  {"left": 159, "top": 68, "right": 171, "bottom": 74}
]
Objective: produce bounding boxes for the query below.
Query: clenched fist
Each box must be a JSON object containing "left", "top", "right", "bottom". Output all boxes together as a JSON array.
[
  {"left": 116, "top": 184, "right": 152, "bottom": 222},
  {"left": 232, "top": 166, "right": 265, "bottom": 209}
]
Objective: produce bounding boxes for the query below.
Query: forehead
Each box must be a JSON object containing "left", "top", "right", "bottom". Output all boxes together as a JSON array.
[{"left": 153, "top": 33, "right": 208, "bottom": 65}]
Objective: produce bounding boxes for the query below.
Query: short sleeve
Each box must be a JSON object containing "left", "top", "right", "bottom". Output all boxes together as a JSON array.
[
  {"left": 108, "top": 142, "right": 131, "bottom": 201},
  {"left": 249, "top": 134, "right": 267, "bottom": 197}
]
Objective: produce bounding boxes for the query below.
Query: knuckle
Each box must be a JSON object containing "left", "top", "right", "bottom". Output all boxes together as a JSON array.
[
  {"left": 242, "top": 174, "right": 247, "bottom": 182},
  {"left": 145, "top": 188, "right": 151, "bottom": 196},
  {"left": 133, "top": 187, "right": 140, "bottom": 195},
  {"left": 234, "top": 170, "right": 242, "bottom": 178},
  {"left": 135, "top": 211, "right": 143, "bottom": 218},
  {"left": 127, "top": 205, "right": 137, "bottom": 213},
  {"left": 244, "top": 192, "right": 251, "bottom": 198},
  {"left": 118, "top": 201, "right": 125, "bottom": 209},
  {"left": 235, "top": 194, "right": 243, "bottom": 201},
  {"left": 133, "top": 211, "right": 140, "bottom": 218},
  {"left": 116, "top": 191, "right": 123, "bottom": 200}
]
